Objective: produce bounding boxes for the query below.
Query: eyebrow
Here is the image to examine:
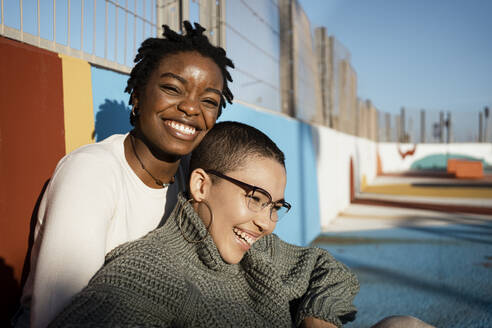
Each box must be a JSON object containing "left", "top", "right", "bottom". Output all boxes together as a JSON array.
[
  {"left": 205, "top": 87, "right": 222, "bottom": 97},
  {"left": 258, "top": 187, "right": 285, "bottom": 204},
  {"left": 159, "top": 72, "right": 187, "bottom": 84},
  {"left": 160, "top": 72, "right": 222, "bottom": 96}
]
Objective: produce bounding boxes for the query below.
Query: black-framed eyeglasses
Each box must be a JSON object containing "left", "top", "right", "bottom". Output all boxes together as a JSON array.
[{"left": 205, "top": 170, "right": 291, "bottom": 222}]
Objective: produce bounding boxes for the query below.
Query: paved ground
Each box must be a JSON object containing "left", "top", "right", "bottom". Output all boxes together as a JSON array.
[
  {"left": 361, "top": 174, "right": 492, "bottom": 206},
  {"left": 313, "top": 175, "right": 492, "bottom": 328}
]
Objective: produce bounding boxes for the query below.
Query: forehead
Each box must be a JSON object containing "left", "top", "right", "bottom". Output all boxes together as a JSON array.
[
  {"left": 153, "top": 51, "right": 223, "bottom": 87},
  {"left": 228, "top": 156, "right": 287, "bottom": 200}
]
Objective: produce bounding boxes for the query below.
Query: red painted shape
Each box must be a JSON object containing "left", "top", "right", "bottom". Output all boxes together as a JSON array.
[
  {"left": 398, "top": 144, "right": 417, "bottom": 159},
  {"left": 376, "top": 152, "right": 383, "bottom": 176},
  {"left": 447, "top": 159, "right": 484, "bottom": 179},
  {"left": 350, "top": 158, "right": 355, "bottom": 202},
  {"left": 0, "top": 36, "right": 65, "bottom": 288},
  {"left": 455, "top": 161, "right": 483, "bottom": 179},
  {"left": 447, "top": 159, "right": 458, "bottom": 174}
]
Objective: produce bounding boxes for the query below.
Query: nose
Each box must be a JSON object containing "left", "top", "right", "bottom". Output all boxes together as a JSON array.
[
  {"left": 177, "top": 97, "right": 200, "bottom": 116},
  {"left": 252, "top": 206, "right": 272, "bottom": 233}
]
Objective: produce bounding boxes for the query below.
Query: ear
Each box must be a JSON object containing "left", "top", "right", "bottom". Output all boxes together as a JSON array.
[
  {"left": 132, "top": 92, "right": 139, "bottom": 108},
  {"left": 189, "top": 168, "right": 212, "bottom": 202}
]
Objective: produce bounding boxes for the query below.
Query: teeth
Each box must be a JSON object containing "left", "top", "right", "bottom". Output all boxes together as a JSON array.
[
  {"left": 233, "top": 227, "right": 256, "bottom": 246},
  {"left": 168, "top": 121, "right": 196, "bottom": 135}
]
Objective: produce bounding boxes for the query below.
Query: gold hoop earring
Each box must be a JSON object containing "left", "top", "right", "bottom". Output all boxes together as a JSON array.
[
  {"left": 131, "top": 105, "right": 139, "bottom": 118},
  {"left": 178, "top": 198, "right": 214, "bottom": 244}
]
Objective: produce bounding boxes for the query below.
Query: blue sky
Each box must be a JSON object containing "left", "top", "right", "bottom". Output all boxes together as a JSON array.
[{"left": 298, "top": 0, "right": 492, "bottom": 116}]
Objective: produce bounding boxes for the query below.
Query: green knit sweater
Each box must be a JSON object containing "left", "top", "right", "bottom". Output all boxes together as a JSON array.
[{"left": 49, "top": 194, "right": 359, "bottom": 328}]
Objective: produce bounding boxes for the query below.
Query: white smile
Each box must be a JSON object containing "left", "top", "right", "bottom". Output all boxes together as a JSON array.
[
  {"left": 165, "top": 120, "right": 197, "bottom": 135},
  {"left": 233, "top": 227, "right": 257, "bottom": 246}
]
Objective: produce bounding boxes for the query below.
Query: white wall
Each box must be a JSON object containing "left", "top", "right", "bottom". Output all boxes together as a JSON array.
[{"left": 315, "top": 125, "right": 377, "bottom": 229}]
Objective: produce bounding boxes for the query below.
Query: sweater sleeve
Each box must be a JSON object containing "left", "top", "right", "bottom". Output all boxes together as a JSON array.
[
  {"left": 265, "top": 234, "right": 359, "bottom": 328},
  {"left": 48, "top": 237, "right": 187, "bottom": 328},
  {"left": 47, "top": 288, "right": 169, "bottom": 328},
  {"left": 29, "top": 150, "right": 119, "bottom": 328}
]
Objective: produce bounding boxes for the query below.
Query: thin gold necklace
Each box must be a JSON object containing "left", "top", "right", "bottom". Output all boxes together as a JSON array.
[{"left": 130, "top": 134, "right": 173, "bottom": 188}]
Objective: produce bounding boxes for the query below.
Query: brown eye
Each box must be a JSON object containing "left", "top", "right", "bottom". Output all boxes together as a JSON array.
[
  {"left": 203, "top": 99, "right": 219, "bottom": 108},
  {"left": 161, "top": 85, "right": 180, "bottom": 95},
  {"left": 246, "top": 194, "right": 261, "bottom": 203}
]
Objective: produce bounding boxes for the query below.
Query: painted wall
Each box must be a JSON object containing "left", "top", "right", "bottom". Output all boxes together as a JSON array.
[
  {"left": 60, "top": 55, "right": 95, "bottom": 153},
  {"left": 0, "top": 35, "right": 374, "bottom": 323},
  {"left": 379, "top": 143, "right": 492, "bottom": 173},
  {"left": 219, "top": 104, "right": 321, "bottom": 246},
  {"left": 315, "top": 126, "right": 378, "bottom": 229},
  {"left": 0, "top": 36, "right": 66, "bottom": 324},
  {"left": 91, "top": 66, "right": 132, "bottom": 142}
]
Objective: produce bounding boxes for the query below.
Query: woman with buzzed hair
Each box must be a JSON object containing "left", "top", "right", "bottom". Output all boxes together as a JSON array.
[
  {"left": 50, "top": 122, "right": 434, "bottom": 328},
  {"left": 49, "top": 121, "right": 360, "bottom": 328}
]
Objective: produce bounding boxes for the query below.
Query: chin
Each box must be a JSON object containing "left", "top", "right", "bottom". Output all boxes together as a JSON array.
[
  {"left": 159, "top": 144, "right": 196, "bottom": 158},
  {"left": 165, "top": 139, "right": 201, "bottom": 156},
  {"left": 221, "top": 253, "right": 244, "bottom": 265}
]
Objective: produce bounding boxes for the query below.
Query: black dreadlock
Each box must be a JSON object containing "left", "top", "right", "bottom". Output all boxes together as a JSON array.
[{"left": 125, "top": 21, "right": 234, "bottom": 125}]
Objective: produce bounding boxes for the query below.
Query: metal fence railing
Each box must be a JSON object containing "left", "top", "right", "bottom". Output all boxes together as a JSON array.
[
  {"left": 291, "top": 0, "right": 321, "bottom": 123},
  {"left": 378, "top": 107, "right": 492, "bottom": 143},
  {"left": 224, "top": 0, "right": 282, "bottom": 113},
  {"left": 1, "top": 0, "right": 159, "bottom": 73},
  {"left": 315, "top": 26, "right": 378, "bottom": 140}
]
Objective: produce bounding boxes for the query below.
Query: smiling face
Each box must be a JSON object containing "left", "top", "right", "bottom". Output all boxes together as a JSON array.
[
  {"left": 191, "top": 156, "right": 287, "bottom": 264},
  {"left": 133, "top": 51, "right": 224, "bottom": 157}
]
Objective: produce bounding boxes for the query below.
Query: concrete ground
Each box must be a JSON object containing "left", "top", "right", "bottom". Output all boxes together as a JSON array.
[{"left": 312, "top": 174, "right": 492, "bottom": 328}]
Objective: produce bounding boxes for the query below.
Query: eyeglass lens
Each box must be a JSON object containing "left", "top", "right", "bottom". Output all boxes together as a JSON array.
[{"left": 245, "top": 189, "right": 289, "bottom": 221}]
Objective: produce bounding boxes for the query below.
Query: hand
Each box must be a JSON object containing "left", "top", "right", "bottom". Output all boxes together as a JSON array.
[{"left": 301, "top": 317, "right": 337, "bottom": 328}]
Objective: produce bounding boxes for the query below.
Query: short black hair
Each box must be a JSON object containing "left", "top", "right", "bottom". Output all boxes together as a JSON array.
[
  {"left": 125, "top": 21, "right": 234, "bottom": 125},
  {"left": 189, "top": 121, "right": 285, "bottom": 178}
]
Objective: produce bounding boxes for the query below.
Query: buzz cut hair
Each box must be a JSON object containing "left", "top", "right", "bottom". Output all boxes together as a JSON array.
[{"left": 189, "top": 121, "right": 285, "bottom": 178}]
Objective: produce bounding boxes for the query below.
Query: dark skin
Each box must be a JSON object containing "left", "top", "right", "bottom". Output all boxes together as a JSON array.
[
  {"left": 124, "top": 51, "right": 223, "bottom": 188},
  {"left": 121, "top": 50, "right": 336, "bottom": 328}
]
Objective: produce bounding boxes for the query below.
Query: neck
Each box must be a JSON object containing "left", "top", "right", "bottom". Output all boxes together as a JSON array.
[{"left": 124, "top": 131, "right": 181, "bottom": 189}]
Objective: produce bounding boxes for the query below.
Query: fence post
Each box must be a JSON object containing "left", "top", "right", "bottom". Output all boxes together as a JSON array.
[
  {"left": 385, "top": 112, "right": 391, "bottom": 142},
  {"left": 199, "top": 0, "right": 226, "bottom": 48},
  {"left": 420, "top": 109, "right": 425, "bottom": 143},
  {"left": 439, "top": 111, "right": 444, "bottom": 143},
  {"left": 278, "top": 0, "right": 295, "bottom": 117},
  {"left": 446, "top": 112, "right": 452, "bottom": 143},
  {"left": 156, "top": 0, "right": 187, "bottom": 34},
  {"left": 315, "top": 27, "right": 332, "bottom": 127},
  {"left": 400, "top": 107, "right": 406, "bottom": 142},
  {"left": 479, "top": 112, "right": 483, "bottom": 142}
]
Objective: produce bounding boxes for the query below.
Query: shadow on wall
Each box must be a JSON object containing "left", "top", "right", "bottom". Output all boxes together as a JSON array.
[
  {"left": 3, "top": 180, "right": 51, "bottom": 326},
  {"left": 94, "top": 99, "right": 132, "bottom": 141},
  {"left": 0, "top": 257, "right": 21, "bottom": 327},
  {"left": 20, "top": 180, "right": 51, "bottom": 289}
]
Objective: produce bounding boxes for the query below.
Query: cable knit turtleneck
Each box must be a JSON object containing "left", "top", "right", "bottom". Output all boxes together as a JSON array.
[{"left": 49, "top": 193, "right": 359, "bottom": 328}]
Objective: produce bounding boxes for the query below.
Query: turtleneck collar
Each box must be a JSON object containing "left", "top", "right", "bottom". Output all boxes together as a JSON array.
[{"left": 171, "top": 193, "right": 241, "bottom": 275}]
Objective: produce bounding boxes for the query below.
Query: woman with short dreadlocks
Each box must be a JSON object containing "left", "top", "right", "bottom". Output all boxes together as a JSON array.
[
  {"left": 15, "top": 22, "right": 360, "bottom": 328},
  {"left": 16, "top": 22, "right": 234, "bottom": 328}
]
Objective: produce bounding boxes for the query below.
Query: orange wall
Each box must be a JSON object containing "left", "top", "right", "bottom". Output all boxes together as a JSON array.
[{"left": 0, "top": 36, "right": 66, "bottom": 323}]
